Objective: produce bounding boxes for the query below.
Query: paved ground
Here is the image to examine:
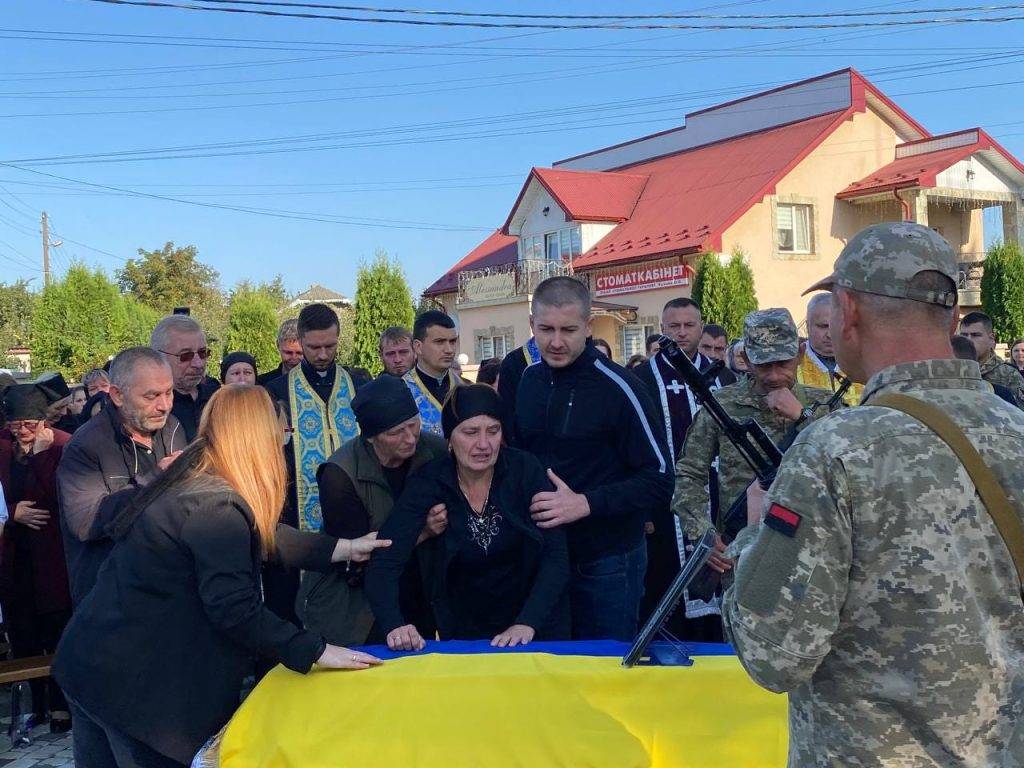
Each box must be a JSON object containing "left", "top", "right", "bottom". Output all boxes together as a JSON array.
[{"left": 0, "top": 687, "right": 74, "bottom": 768}]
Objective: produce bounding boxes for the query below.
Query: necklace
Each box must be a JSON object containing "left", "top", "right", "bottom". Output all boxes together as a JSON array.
[{"left": 458, "top": 472, "right": 501, "bottom": 553}]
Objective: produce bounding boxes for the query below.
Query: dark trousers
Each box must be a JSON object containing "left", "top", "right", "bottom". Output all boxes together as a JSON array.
[
  {"left": 569, "top": 541, "right": 647, "bottom": 641},
  {"left": 8, "top": 608, "right": 70, "bottom": 716},
  {"left": 68, "top": 698, "right": 186, "bottom": 768}
]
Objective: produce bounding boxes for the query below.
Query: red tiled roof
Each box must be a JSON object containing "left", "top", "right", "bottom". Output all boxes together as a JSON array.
[
  {"left": 502, "top": 167, "right": 647, "bottom": 232},
  {"left": 423, "top": 230, "right": 517, "bottom": 296},
  {"left": 838, "top": 128, "right": 1024, "bottom": 199},
  {"left": 574, "top": 111, "right": 849, "bottom": 269}
]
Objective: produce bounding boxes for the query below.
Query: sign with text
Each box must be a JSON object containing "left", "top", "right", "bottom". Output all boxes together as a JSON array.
[{"left": 593, "top": 259, "right": 694, "bottom": 297}]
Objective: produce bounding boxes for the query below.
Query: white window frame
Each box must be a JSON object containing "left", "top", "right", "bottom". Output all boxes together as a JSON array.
[
  {"left": 776, "top": 202, "right": 814, "bottom": 255},
  {"left": 520, "top": 226, "right": 582, "bottom": 263}
]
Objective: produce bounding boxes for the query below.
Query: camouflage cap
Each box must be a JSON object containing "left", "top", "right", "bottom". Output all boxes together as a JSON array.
[
  {"left": 803, "top": 221, "right": 958, "bottom": 306},
  {"left": 743, "top": 308, "right": 800, "bottom": 364}
]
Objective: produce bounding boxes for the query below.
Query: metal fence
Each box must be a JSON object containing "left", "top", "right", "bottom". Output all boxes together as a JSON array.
[{"left": 458, "top": 259, "right": 574, "bottom": 303}]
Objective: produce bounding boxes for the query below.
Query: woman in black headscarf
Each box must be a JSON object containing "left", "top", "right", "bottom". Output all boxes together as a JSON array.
[{"left": 365, "top": 385, "right": 569, "bottom": 651}]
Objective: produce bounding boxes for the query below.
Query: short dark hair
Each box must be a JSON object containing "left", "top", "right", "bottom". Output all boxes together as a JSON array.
[
  {"left": 297, "top": 303, "right": 339, "bottom": 337},
  {"left": 476, "top": 357, "right": 501, "bottom": 385},
  {"left": 960, "top": 311, "right": 993, "bottom": 333},
  {"left": 950, "top": 334, "right": 977, "bottom": 361},
  {"left": 413, "top": 310, "right": 455, "bottom": 342},
  {"left": 531, "top": 276, "right": 591, "bottom": 317},
  {"left": 662, "top": 297, "right": 701, "bottom": 315},
  {"left": 702, "top": 323, "right": 727, "bottom": 340},
  {"left": 645, "top": 333, "right": 661, "bottom": 349},
  {"left": 379, "top": 326, "right": 412, "bottom": 350}
]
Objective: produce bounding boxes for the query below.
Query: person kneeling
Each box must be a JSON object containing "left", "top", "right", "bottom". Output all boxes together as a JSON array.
[{"left": 366, "top": 385, "right": 570, "bottom": 650}]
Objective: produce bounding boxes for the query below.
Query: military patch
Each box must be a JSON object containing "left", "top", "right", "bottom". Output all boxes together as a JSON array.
[{"left": 764, "top": 503, "right": 802, "bottom": 537}]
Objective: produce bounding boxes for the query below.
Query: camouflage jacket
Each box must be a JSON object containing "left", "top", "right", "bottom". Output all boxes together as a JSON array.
[
  {"left": 978, "top": 352, "right": 1024, "bottom": 408},
  {"left": 723, "top": 359, "right": 1024, "bottom": 768},
  {"left": 672, "top": 378, "right": 834, "bottom": 539}
]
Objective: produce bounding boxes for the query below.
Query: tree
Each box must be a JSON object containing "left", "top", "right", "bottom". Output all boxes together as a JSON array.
[
  {"left": 32, "top": 264, "right": 156, "bottom": 378},
  {"left": 351, "top": 251, "right": 415, "bottom": 375},
  {"left": 980, "top": 241, "right": 1024, "bottom": 343},
  {"left": 118, "top": 241, "right": 228, "bottom": 358},
  {"left": 0, "top": 280, "right": 34, "bottom": 368},
  {"left": 722, "top": 248, "right": 759, "bottom": 340},
  {"left": 691, "top": 253, "right": 730, "bottom": 331},
  {"left": 225, "top": 284, "right": 282, "bottom": 372}
]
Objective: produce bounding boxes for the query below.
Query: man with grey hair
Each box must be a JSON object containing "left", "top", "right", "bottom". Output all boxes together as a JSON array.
[
  {"left": 514, "top": 276, "right": 672, "bottom": 641},
  {"left": 725, "top": 222, "right": 1024, "bottom": 765},
  {"left": 151, "top": 314, "right": 219, "bottom": 442},
  {"left": 797, "top": 292, "right": 862, "bottom": 405},
  {"left": 257, "top": 318, "right": 303, "bottom": 386},
  {"left": 57, "top": 346, "right": 186, "bottom": 605}
]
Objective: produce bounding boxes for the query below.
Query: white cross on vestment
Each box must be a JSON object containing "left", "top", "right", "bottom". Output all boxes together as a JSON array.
[{"left": 665, "top": 379, "right": 687, "bottom": 395}]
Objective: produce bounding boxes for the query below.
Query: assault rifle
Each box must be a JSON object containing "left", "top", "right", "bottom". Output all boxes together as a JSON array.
[{"left": 716, "top": 373, "right": 852, "bottom": 540}]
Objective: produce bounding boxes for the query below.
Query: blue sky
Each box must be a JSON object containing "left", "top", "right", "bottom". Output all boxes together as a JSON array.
[{"left": 0, "top": 0, "right": 1022, "bottom": 297}]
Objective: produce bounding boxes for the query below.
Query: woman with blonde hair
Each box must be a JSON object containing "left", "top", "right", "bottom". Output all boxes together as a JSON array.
[{"left": 54, "top": 385, "right": 387, "bottom": 768}]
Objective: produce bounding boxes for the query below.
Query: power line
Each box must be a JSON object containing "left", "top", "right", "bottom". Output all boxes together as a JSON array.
[
  {"left": 6, "top": 53, "right": 1024, "bottom": 166},
  {"left": 81, "top": 0, "right": 1024, "bottom": 30},
  {"left": 157, "top": 0, "right": 1024, "bottom": 20}
]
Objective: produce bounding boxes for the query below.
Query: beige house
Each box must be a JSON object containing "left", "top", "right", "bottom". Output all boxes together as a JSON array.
[{"left": 424, "top": 68, "right": 1024, "bottom": 363}]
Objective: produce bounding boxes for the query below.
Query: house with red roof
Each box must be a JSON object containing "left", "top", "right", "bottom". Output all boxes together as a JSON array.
[{"left": 424, "top": 68, "right": 1024, "bottom": 363}]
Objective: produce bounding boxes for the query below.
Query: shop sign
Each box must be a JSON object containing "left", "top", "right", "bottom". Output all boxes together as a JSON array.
[{"left": 593, "top": 259, "right": 694, "bottom": 297}]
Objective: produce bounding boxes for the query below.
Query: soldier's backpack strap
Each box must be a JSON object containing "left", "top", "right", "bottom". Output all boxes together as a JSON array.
[{"left": 872, "top": 393, "right": 1024, "bottom": 589}]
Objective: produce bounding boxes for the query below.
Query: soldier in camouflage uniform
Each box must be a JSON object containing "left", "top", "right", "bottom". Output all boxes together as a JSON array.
[
  {"left": 723, "top": 222, "right": 1024, "bottom": 767},
  {"left": 673, "top": 308, "right": 835, "bottom": 543},
  {"left": 958, "top": 310, "right": 1024, "bottom": 408}
]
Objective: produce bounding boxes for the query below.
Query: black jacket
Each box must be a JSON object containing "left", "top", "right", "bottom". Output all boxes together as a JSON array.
[
  {"left": 171, "top": 376, "right": 221, "bottom": 444},
  {"left": 53, "top": 475, "right": 333, "bottom": 765},
  {"left": 56, "top": 405, "right": 186, "bottom": 606},
  {"left": 497, "top": 345, "right": 532, "bottom": 432},
  {"left": 365, "top": 448, "right": 570, "bottom": 640},
  {"left": 513, "top": 342, "right": 673, "bottom": 563},
  {"left": 256, "top": 363, "right": 287, "bottom": 386}
]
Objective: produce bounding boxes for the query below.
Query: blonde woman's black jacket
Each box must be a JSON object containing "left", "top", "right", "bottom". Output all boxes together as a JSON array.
[{"left": 53, "top": 475, "right": 334, "bottom": 765}]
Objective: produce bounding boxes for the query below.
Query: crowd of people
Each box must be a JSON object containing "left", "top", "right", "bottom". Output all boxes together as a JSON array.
[{"left": 0, "top": 222, "right": 1022, "bottom": 767}]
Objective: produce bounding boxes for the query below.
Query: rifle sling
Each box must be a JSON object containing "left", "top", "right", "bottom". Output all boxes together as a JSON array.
[{"left": 871, "top": 393, "right": 1024, "bottom": 589}]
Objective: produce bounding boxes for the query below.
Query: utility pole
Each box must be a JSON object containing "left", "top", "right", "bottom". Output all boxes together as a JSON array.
[{"left": 41, "top": 211, "right": 51, "bottom": 287}]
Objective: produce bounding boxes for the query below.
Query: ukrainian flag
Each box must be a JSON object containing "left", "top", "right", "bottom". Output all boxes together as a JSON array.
[{"left": 216, "top": 641, "right": 787, "bottom": 767}]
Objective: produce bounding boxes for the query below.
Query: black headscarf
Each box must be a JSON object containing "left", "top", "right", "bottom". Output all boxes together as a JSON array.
[
  {"left": 220, "top": 352, "right": 258, "bottom": 384},
  {"left": 441, "top": 384, "right": 504, "bottom": 440},
  {"left": 351, "top": 375, "right": 418, "bottom": 439}
]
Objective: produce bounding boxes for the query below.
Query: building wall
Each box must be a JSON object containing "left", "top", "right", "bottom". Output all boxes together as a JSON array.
[
  {"left": 721, "top": 105, "right": 908, "bottom": 319},
  {"left": 457, "top": 299, "right": 532, "bottom": 362}
]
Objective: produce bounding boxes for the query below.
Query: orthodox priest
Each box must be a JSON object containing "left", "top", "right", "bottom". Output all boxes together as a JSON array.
[
  {"left": 797, "top": 293, "right": 863, "bottom": 405},
  {"left": 264, "top": 302, "right": 360, "bottom": 624},
  {"left": 634, "top": 297, "right": 735, "bottom": 640},
  {"left": 403, "top": 311, "right": 464, "bottom": 436}
]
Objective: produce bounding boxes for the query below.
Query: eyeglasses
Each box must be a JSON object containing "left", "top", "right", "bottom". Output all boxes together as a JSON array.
[
  {"left": 159, "top": 348, "right": 211, "bottom": 364},
  {"left": 7, "top": 421, "right": 40, "bottom": 432}
]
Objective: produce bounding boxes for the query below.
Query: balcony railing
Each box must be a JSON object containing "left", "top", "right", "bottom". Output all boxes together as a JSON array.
[{"left": 457, "top": 259, "right": 573, "bottom": 304}]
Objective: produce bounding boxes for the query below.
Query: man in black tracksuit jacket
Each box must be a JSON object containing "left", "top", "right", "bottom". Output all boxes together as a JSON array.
[{"left": 514, "top": 277, "right": 673, "bottom": 641}]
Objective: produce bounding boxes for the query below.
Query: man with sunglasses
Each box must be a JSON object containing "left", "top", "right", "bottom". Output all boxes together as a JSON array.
[{"left": 151, "top": 315, "right": 220, "bottom": 443}]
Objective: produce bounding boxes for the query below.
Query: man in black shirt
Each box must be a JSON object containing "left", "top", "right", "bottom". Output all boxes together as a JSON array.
[
  {"left": 299, "top": 375, "right": 447, "bottom": 645},
  {"left": 150, "top": 314, "right": 219, "bottom": 443},
  {"left": 256, "top": 318, "right": 303, "bottom": 386},
  {"left": 515, "top": 277, "right": 673, "bottom": 641}
]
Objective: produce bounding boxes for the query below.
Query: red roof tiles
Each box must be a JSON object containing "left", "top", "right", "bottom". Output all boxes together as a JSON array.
[
  {"left": 574, "top": 111, "right": 849, "bottom": 268},
  {"left": 502, "top": 167, "right": 648, "bottom": 231},
  {"left": 423, "top": 230, "right": 517, "bottom": 296}
]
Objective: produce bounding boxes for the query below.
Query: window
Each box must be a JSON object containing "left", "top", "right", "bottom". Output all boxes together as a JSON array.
[
  {"left": 520, "top": 226, "right": 582, "bottom": 263},
  {"left": 479, "top": 334, "right": 509, "bottom": 360},
  {"left": 777, "top": 203, "right": 813, "bottom": 254},
  {"left": 621, "top": 324, "right": 655, "bottom": 360}
]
